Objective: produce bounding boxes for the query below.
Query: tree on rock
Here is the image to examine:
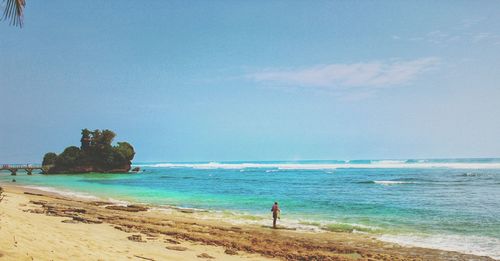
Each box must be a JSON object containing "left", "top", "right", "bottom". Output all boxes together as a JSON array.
[
  {"left": 43, "top": 129, "right": 135, "bottom": 174},
  {"left": 42, "top": 152, "right": 57, "bottom": 166}
]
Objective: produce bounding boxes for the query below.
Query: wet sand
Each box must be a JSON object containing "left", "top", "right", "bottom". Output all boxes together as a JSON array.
[{"left": 0, "top": 185, "right": 495, "bottom": 261}]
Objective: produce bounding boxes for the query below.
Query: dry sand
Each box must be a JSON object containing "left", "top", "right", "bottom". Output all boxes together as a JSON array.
[
  {"left": 0, "top": 185, "right": 269, "bottom": 261},
  {"left": 0, "top": 185, "right": 495, "bottom": 261}
]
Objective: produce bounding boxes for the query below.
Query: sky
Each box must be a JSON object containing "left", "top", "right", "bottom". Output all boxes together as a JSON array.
[{"left": 1, "top": 1, "right": 500, "bottom": 163}]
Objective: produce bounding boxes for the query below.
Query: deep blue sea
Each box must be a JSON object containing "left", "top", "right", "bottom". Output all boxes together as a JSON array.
[{"left": 1, "top": 158, "right": 499, "bottom": 259}]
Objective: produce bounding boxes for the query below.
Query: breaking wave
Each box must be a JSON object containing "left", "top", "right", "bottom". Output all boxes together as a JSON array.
[
  {"left": 379, "top": 234, "right": 500, "bottom": 259},
  {"left": 136, "top": 160, "right": 500, "bottom": 170},
  {"left": 22, "top": 185, "right": 100, "bottom": 200}
]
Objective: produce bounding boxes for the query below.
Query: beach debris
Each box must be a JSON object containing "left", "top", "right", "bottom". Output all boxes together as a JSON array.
[
  {"left": 165, "top": 246, "right": 188, "bottom": 251},
  {"left": 224, "top": 248, "right": 238, "bottom": 255},
  {"left": 127, "top": 234, "right": 146, "bottom": 242},
  {"left": 197, "top": 253, "right": 214, "bottom": 259},
  {"left": 105, "top": 204, "right": 148, "bottom": 212}
]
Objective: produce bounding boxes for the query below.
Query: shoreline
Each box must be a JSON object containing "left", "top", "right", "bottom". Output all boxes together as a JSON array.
[
  {"left": 14, "top": 182, "right": 500, "bottom": 259},
  {"left": 0, "top": 184, "right": 496, "bottom": 260},
  {"left": 14, "top": 183, "right": 367, "bottom": 234}
]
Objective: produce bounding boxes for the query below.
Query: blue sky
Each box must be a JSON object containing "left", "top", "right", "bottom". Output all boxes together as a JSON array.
[{"left": 1, "top": 1, "right": 500, "bottom": 162}]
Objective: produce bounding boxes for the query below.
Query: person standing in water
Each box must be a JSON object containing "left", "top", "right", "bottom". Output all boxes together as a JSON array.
[{"left": 271, "top": 202, "right": 280, "bottom": 228}]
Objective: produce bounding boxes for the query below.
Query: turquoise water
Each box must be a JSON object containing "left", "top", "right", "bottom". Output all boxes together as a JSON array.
[{"left": 1, "top": 158, "right": 499, "bottom": 258}]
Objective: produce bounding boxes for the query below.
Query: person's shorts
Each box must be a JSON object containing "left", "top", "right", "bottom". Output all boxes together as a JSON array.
[{"left": 273, "top": 213, "right": 278, "bottom": 219}]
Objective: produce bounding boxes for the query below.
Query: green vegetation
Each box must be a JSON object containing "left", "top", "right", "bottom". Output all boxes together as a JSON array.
[
  {"left": 42, "top": 129, "right": 135, "bottom": 174},
  {"left": 2, "top": 0, "right": 25, "bottom": 27},
  {"left": 42, "top": 152, "right": 57, "bottom": 166}
]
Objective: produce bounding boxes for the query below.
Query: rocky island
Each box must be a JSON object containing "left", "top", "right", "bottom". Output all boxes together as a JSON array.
[{"left": 42, "top": 129, "right": 135, "bottom": 174}]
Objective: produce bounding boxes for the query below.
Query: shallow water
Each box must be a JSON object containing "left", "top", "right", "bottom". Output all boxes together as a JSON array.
[{"left": 1, "top": 158, "right": 499, "bottom": 258}]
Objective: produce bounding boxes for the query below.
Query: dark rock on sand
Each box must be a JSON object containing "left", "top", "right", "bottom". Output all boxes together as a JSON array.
[
  {"left": 178, "top": 209, "right": 195, "bottom": 213},
  {"left": 113, "top": 225, "right": 139, "bottom": 233},
  {"left": 29, "top": 200, "right": 48, "bottom": 205},
  {"left": 89, "top": 201, "right": 112, "bottom": 206},
  {"left": 105, "top": 204, "right": 148, "bottom": 212},
  {"left": 61, "top": 219, "right": 80, "bottom": 224},
  {"left": 164, "top": 238, "right": 181, "bottom": 244},
  {"left": 24, "top": 192, "right": 45, "bottom": 196},
  {"left": 127, "top": 234, "right": 145, "bottom": 242},
  {"left": 62, "top": 208, "right": 86, "bottom": 214},
  {"left": 197, "top": 253, "right": 215, "bottom": 259},
  {"left": 72, "top": 215, "right": 103, "bottom": 224},
  {"left": 24, "top": 209, "right": 45, "bottom": 214},
  {"left": 165, "top": 246, "right": 188, "bottom": 251},
  {"left": 224, "top": 249, "right": 238, "bottom": 255}
]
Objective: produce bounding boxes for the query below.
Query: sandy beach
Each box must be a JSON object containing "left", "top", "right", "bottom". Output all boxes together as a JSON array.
[
  {"left": 2, "top": 0, "right": 500, "bottom": 260},
  {"left": 0, "top": 184, "right": 495, "bottom": 261}
]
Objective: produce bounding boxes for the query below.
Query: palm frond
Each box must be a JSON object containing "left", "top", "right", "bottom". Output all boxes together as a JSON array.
[{"left": 2, "top": 0, "right": 26, "bottom": 27}]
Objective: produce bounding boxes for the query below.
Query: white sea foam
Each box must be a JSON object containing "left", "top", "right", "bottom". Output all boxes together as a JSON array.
[
  {"left": 22, "top": 185, "right": 100, "bottom": 200},
  {"left": 379, "top": 234, "right": 500, "bottom": 260},
  {"left": 137, "top": 161, "right": 500, "bottom": 170},
  {"left": 107, "top": 198, "right": 130, "bottom": 206},
  {"left": 193, "top": 210, "right": 326, "bottom": 232},
  {"left": 371, "top": 160, "right": 407, "bottom": 164},
  {"left": 181, "top": 207, "right": 382, "bottom": 234}
]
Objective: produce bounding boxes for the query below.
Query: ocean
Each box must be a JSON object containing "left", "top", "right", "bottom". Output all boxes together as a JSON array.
[{"left": 1, "top": 158, "right": 499, "bottom": 259}]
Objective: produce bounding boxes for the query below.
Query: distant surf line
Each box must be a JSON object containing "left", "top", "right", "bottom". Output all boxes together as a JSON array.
[{"left": 136, "top": 161, "right": 500, "bottom": 170}]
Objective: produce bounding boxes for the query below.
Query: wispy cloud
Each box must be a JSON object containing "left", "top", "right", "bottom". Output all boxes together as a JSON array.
[
  {"left": 473, "top": 32, "right": 500, "bottom": 45},
  {"left": 247, "top": 57, "right": 440, "bottom": 92},
  {"left": 409, "top": 30, "right": 461, "bottom": 44},
  {"left": 408, "top": 30, "right": 500, "bottom": 45},
  {"left": 459, "top": 18, "right": 484, "bottom": 29},
  {"left": 397, "top": 18, "right": 500, "bottom": 46}
]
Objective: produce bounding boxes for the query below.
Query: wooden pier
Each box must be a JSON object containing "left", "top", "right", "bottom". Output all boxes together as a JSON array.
[{"left": 0, "top": 164, "right": 45, "bottom": 175}]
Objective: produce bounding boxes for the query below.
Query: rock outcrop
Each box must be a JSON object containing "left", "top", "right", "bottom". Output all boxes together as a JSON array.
[{"left": 42, "top": 129, "right": 135, "bottom": 174}]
